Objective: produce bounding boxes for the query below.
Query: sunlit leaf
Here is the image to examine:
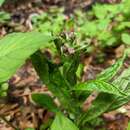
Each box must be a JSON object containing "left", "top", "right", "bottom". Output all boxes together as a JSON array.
[
  {"left": 122, "top": 33, "right": 130, "bottom": 45},
  {"left": 51, "top": 112, "right": 79, "bottom": 130},
  {"left": 0, "top": 32, "right": 51, "bottom": 83},
  {"left": 75, "top": 80, "right": 126, "bottom": 96},
  {"left": 96, "top": 56, "right": 125, "bottom": 81},
  {"left": 0, "top": 0, "right": 5, "bottom": 6},
  {"left": 32, "top": 93, "right": 58, "bottom": 112}
]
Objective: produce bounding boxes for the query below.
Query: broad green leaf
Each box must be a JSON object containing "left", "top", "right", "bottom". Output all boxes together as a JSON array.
[
  {"left": 81, "top": 22, "right": 97, "bottom": 37},
  {"left": 32, "top": 93, "right": 58, "bottom": 112},
  {"left": 105, "top": 37, "right": 117, "bottom": 46},
  {"left": 78, "top": 81, "right": 130, "bottom": 121},
  {"left": 122, "top": 33, "right": 130, "bottom": 45},
  {"left": 76, "top": 67, "right": 130, "bottom": 124},
  {"left": 82, "top": 67, "right": 130, "bottom": 122},
  {"left": 113, "top": 68, "right": 130, "bottom": 91},
  {"left": 38, "top": 22, "right": 51, "bottom": 33},
  {"left": 93, "top": 3, "right": 121, "bottom": 19},
  {"left": 123, "top": 0, "right": 130, "bottom": 14},
  {"left": 97, "top": 31, "right": 112, "bottom": 41},
  {"left": 0, "top": 32, "right": 52, "bottom": 83},
  {"left": 0, "top": 0, "right": 5, "bottom": 6},
  {"left": 97, "top": 19, "right": 110, "bottom": 31},
  {"left": 107, "top": 68, "right": 130, "bottom": 111},
  {"left": 51, "top": 112, "right": 79, "bottom": 130},
  {"left": 93, "top": 4, "right": 108, "bottom": 19},
  {"left": 96, "top": 56, "right": 125, "bottom": 81},
  {"left": 75, "top": 80, "right": 126, "bottom": 96}
]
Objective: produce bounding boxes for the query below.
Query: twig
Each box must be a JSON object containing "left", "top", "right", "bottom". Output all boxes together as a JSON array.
[
  {"left": 0, "top": 115, "right": 18, "bottom": 130},
  {"left": 82, "top": 91, "right": 99, "bottom": 112}
]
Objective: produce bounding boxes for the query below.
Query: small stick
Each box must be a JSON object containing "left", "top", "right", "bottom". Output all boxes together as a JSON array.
[
  {"left": 0, "top": 115, "right": 18, "bottom": 130},
  {"left": 82, "top": 91, "right": 99, "bottom": 112}
]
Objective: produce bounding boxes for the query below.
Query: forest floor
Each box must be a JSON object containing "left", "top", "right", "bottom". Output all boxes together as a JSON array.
[{"left": 0, "top": 0, "right": 130, "bottom": 130}]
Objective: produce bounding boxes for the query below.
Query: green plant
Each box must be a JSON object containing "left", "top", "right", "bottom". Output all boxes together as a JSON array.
[
  {"left": 0, "top": 31, "right": 51, "bottom": 98},
  {"left": 31, "top": 0, "right": 130, "bottom": 60},
  {"left": 0, "top": 0, "right": 5, "bottom": 6},
  {"left": 0, "top": 31, "right": 52, "bottom": 129},
  {"left": 0, "top": 31, "right": 130, "bottom": 129},
  {"left": 127, "top": 122, "right": 130, "bottom": 130},
  {"left": 31, "top": 8, "right": 65, "bottom": 35},
  {"left": 0, "top": 11, "right": 10, "bottom": 24},
  {"left": 0, "top": 0, "right": 10, "bottom": 24},
  {"left": 30, "top": 36, "right": 130, "bottom": 130},
  {"left": 25, "top": 128, "right": 35, "bottom": 130},
  {"left": 74, "top": 0, "right": 130, "bottom": 48}
]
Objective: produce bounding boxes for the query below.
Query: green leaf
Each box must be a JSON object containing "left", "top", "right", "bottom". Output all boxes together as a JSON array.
[
  {"left": 105, "top": 37, "right": 117, "bottom": 46},
  {"left": 93, "top": 4, "right": 108, "bottom": 19},
  {"left": 81, "top": 67, "right": 130, "bottom": 123},
  {"left": 38, "top": 22, "right": 51, "bottom": 33},
  {"left": 127, "top": 122, "right": 130, "bottom": 130},
  {"left": 0, "top": 83, "right": 8, "bottom": 97},
  {"left": 48, "top": 69, "right": 75, "bottom": 112},
  {"left": 108, "top": 95, "right": 130, "bottom": 111},
  {"left": 0, "top": 0, "right": 5, "bottom": 6},
  {"left": 76, "top": 66, "right": 130, "bottom": 124},
  {"left": 96, "top": 56, "right": 125, "bottom": 81},
  {"left": 0, "top": 32, "right": 51, "bottom": 83},
  {"left": 123, "top": 0, "right": 130, "bottom": 14},
  {"left": 107, "top": 68, "right": 130, "bottom": 111},
  {"left": 78, "top": 94, "right": 114, "bottom": 125},
  {"left": 63, "top": 54, "right": 80, "bottom": 86},
  {"left": 31, "top": 51, "right": 75, "bottom": 112},
  {"left": 122, "top": 33, "right": 130, "bottom": 45},
  {"left": 0, "top": 11, "right": 10, "bottom": 23},
  {"left": 97, "top": 19, "right": 110, "bottom": 31},
  {"left": 24, "top": 128, "right": 35, "bottom": 130},
  {"left": 81, "top": 22, "right": 97, "bottom": 37},
  {"left": 32, "top": 93, "right": 58, "bottom": 113},
  {"left": 51, "top": 113, "right": 79, "bottom": 130},
  {"left": 74, "top": 80, "right": 126, "bottom": 96},
  {"left": 113, "top": 68, "right": 130, "bottom": 91},
  {"left": 97, "top": 31, "right": 112, "bottom": 41},
  {"left": 31, "top": 51, "right": 49, "bottom": 84},
  {"left": 116, "top": 22, "right": 130, "bottom": 31},
  {"left": 76, "top": 63, "right": 84, "bottom": 79},
  {"left": 0, "top": 83, "right": 8, "bottom": 91}
]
